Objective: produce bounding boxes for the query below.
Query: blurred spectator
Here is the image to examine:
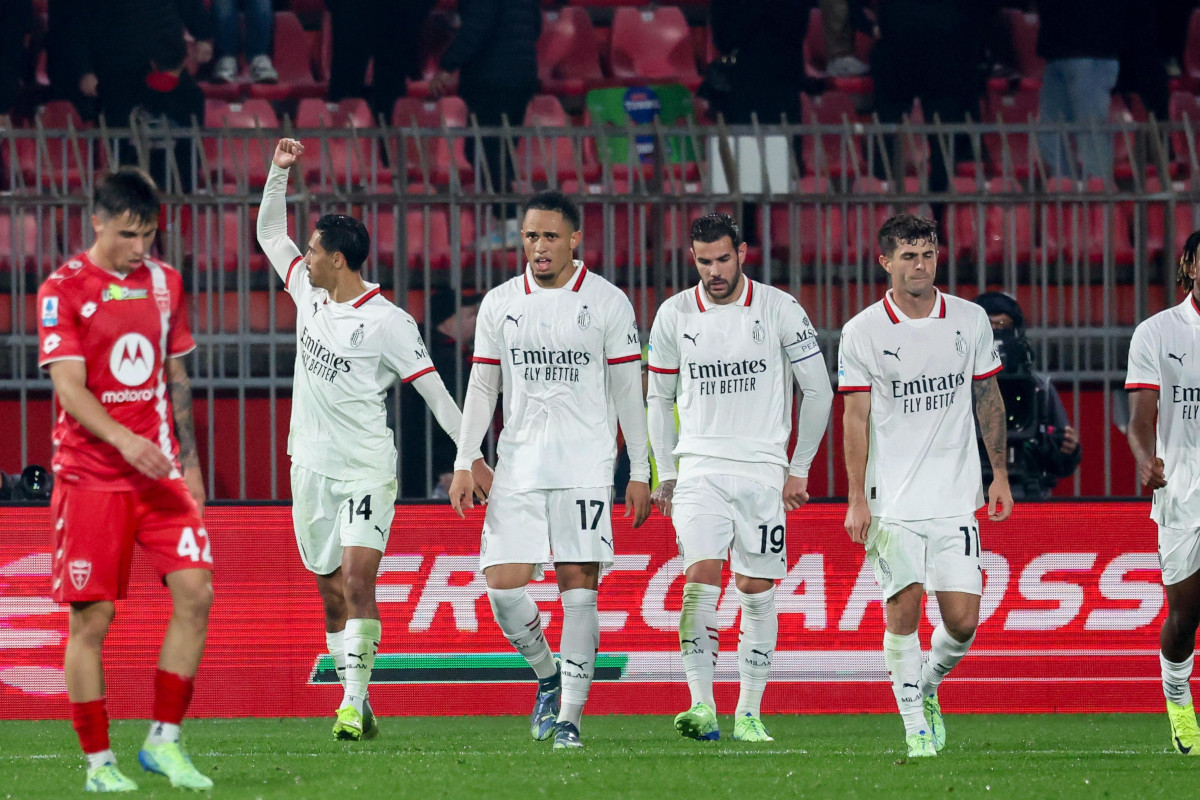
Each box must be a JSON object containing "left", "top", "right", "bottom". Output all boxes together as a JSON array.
[
  {"left": 1036, "top": 0, "right": 1136, "bottom": 180},
  {"left": 399, "top": 290, "right": 483, "bottom": 499},
  {"left": 821, "top": 0, "right": 870, "bottom": 78},
  {"left": 56, "top": 0, "right": 213, "bottom": 125},
  {"left": 0, "top": 0, "right": 34, "bottom": 125},
  {"left": 327, "top": 0, "right": 436, "bottom": 118},
  {"left": 704, "top": 0, "right": 809, "bottom": 125},
  {"left": 974, "top": 292, "right": 1082, "bottom": 500},
  {"left": 128, "top": 34, "right": 206, "bottom": 192},
  {"left": 428, "top": 0, "right": 541, "bottom": 250},
  {"left": 872, "top": 0, "right": 997, "bottom": 195},
  {"left": 210, "top": 0, "right": 278, "bottom": 84}
]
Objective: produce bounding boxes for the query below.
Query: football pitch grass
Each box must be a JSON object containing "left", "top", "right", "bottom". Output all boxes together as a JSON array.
[{"left": 0, "top": 714, "right": 1191, "bottom": 799}]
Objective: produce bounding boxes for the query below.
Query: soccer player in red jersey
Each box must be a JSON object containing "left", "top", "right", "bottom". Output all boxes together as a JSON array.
[{"left": 36, "top": 168, "right": 214, "bottom": 792}]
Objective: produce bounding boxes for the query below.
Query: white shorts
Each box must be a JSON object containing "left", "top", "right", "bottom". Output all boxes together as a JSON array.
[
  {"left": 1158, "top": 524, "right": 1200, "bottom": 585},
  {"left": 480, "top": 485, "right": 614, "bottom": 579},
  {"left": 291, "top": 464, "right": 397, "bottom": 575},
  {"left": 671, "top": 474, "right": 788, "bottom": 580},
  {"left": 866, "top": 513, "right": 983, "bottom": 600}
]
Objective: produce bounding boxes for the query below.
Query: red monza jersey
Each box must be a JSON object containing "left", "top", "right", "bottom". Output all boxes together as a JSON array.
[{"left": 36, "top": 252, "right": 196, "bottom": 490}]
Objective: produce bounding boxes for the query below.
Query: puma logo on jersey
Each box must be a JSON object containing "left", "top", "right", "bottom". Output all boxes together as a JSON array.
[
  {"left": 374, "top": 526, "right": 386, "bottom": 536},
  {"left": 600, "top": 536, "right": 613, "bottom": 548},
  {"left": 506, "top": 314, "right": 523, "bottom": 327},
  {"left": 884, "top": 348, "right": 901, "bottom": 361},
  {"left": 683, "top": 333, "right": 699, "bottom": 345},
  {"left": 1169, "top": 352, "right": 1186, "bottom": 365}
]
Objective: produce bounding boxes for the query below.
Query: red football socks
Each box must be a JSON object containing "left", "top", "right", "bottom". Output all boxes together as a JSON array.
[
  {"left": 71, "top": 698, "right": 110, "bottom": 754},
  {"left": 152, "top": 669, "right": 195, "bottom": 725}
]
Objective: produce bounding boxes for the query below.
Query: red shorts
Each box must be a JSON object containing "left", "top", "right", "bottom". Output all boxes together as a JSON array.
[{"left": 50, "top": 478, "right": 213, "bottom": 603}]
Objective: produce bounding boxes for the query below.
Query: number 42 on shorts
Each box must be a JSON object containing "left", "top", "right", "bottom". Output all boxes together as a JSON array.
[{"left": 177, "top": 527, "right": 213, "bottom": 563}]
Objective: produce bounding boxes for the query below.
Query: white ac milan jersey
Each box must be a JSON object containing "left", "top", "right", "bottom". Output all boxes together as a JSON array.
[
  {"left": 838, "top": 290, "right": 1001, "bottom": 520},
  {"left": 647, "top": 279, "right": 823, "bottom": 481},
  {"left": 1125, "top": 295, "right": 1200, "bottom": 527},
  {"left": 472, "top": 262, "right": 642, "bottom": 489},
  {"left": 278, "top": 255, "right": 435, "bottom": 482}
]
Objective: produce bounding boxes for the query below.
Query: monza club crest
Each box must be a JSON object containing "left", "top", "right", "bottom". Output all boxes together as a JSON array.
[{"left": 68, "top": 559, "right": 92, "bottom": 591}]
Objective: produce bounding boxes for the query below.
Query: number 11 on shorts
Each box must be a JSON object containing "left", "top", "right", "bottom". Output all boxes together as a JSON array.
[{"left": 960, "top": 523, "right": 980, "bottom": 557}]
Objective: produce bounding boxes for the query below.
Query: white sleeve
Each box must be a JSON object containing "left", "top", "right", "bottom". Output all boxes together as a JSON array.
[
  {"left": 788, "top": 354, "right": 833, "bottom": 477},
  {"left": 411, "top": 370, "right": 482, "bottom": 462},
  {"left": 647, "top": 370, "right": 679, "bottom": 482},
  {"left": 453, "top": 361, "right": 501, "bottom": 471},
  {"left": 609, "top": 360, "right": 650, "bottom": 483},
  {"left": 256, "top": 163, "right": 305, "bottom": 292},
  {"left": 779, "top": 297, "right": 832, "bottom": 477},
  {"left": 972, "top": 306, "right": 1002, "bottom": 379},
  {"left": 1125, "top": 320, "right": 1161, "bottom": 390}
]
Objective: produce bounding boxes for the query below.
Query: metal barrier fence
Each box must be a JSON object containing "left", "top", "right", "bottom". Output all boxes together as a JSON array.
[{"left": 2, "top": 115, "right": 1199, "bottom": 498}]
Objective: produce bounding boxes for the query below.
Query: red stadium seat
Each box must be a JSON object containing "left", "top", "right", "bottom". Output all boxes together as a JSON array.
[
  {"left": 950, "top": 177, "right": 1035, "bottom": 266},
  {"left": 203, "top": 98, "right": 279, "bottom": 189},
  {"left": 182, "top": 208, "right": 265, "bottom": 274},
  {"left": 609, "top": 6, "right": 702, "bottom": 90},
  {"left": 971, "top": 89, "right": 1040, "bottom": 180},
  {"left": 1169, "top": 90, "right": 1200, "bottom": 178},
  {"left": 0, "top": 210, "right": 42, "bottom": 271},
  {"left": 1145, "top": 177, "right": 1200, "bottom": 261},
  {"left": 768, "top": 176, "right": 846, "bottom": 266},
  {"left": 1041, "top": 177, "right": 1134, "bottom": 267},
  {"left": 14, "top": 101, "right": 100, "bottom": 190},
  {"left": 1002, "top": 9, "right": 1045, "bottom": 90},
  {"left": 390, "top": 96, "right": 474, "bottom": 187},
  {"left": 561, "top": 179, "right": 645, "bottom": 268},
  {"left": 800, "top": 91, "right": 867, "bottom": 179},
  {"left": 295, "top": 98, "right": 386, "bottom": 188},
  {"left": 248, "top": 11, "right": 328, "bottom": 101},
  {"left": 516, "top": 95, "right": 599, "bottom": 184},
  {"left": 371, "top": 205, "right": 453, "bottom": 271},
  {"left": 538, "top": 7, "right": 610, "bottom": 97}
]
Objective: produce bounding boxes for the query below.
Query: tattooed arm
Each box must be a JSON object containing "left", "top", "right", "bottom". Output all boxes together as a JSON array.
[
  {"left": 166, "top": 356, "right": 205, "bottom": 512},
  {"left": 973, "top": 375, "right": 1012, "bottom": 521}
]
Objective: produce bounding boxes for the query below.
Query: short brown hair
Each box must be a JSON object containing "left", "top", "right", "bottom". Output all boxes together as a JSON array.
[{"left": 878, "top": 214, "right": 938, "bottom": 258}]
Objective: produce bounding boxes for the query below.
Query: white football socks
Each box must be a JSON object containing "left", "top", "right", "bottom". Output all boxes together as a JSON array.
[
  {"left": 1162, "top": 652, "right": 1194, "bottom": 706},
  {"left": 920, "top": 623, "right": 974, "bottom": 698},
  {"left": 342, "top": 618, "right": 380, "bottom": 714},
  {"left": 326, "top": 629, "right": 347, "bottom": 686},
  {"left": 487, "top": 587, "right": 557, "bottom": 680},
  {"left": 679, "top": 582, "right": 721, "bottom": 710},
  {"left": 557, "top": 588, "right": 599, "bottom": 728},
  {"left": 883, "top": 630, "right": 927, "bottom": 736},
  {"left": 735, "top": 586, "right": 776, "bottom": 718},
  {"left": 144, "top": 721, "right": 180, "bottom": 746}
]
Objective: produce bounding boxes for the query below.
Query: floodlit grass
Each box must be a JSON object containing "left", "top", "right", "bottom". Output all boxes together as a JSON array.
[{"left": 0, "top": 714, "right": 1189, "bottom": 799}]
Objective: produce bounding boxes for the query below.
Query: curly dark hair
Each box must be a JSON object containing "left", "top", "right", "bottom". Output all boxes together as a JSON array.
[
  {"left": 877, "top": 214, "right": 938, "bottom": 258},
  {"left": 690, "top": 212, "right": 743, "bottom": 249},
  {"left": 1179, "top": 230, "right": 1200, "bottom": 290}
]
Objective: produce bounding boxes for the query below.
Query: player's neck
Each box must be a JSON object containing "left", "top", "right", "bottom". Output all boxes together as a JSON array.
[
  {"left": 328, "top": 273, "right": 369, "bottom": 304},
  {"left": 532, "top": 260, "right": 578, "bottom": 290},
  {"left": 888, "top": 286, "right": 937, "bottom": 319}
]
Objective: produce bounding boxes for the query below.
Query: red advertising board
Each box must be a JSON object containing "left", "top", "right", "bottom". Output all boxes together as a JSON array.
[{"left": 0, "top": 502, "right": 1169, "bottom": 719}]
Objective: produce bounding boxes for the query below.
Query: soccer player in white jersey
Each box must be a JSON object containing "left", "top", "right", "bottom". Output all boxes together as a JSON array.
[
  {"left": 838, "top": 214, "right": 1012, "bottom": 758},
  {"left": 258, "top": 138, "right": 489, "bottom": 741},
  {"left": 646, "top": 213, "right": 833, "bottom": 743},
  {"left": 1126, "top": 230, "right": 1200, "bottom": 755},
  {"left": 448, "top": 190, "right": 651, "bottom": 751}
]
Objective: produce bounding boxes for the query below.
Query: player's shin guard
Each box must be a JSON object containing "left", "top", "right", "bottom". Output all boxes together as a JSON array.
[
  {"left": 487, "top": 587, "right": 557, "bottom": 679},
  {"left": 920, "top": 623, "right": 974, "bottom": 697},
  {"left": 1162, "top": 652, "right": 1195, "bottom": 706},
  {"left": 680, "top": 582, "right": 721, "bottom": 710},
  {"left": 557, "top": 588, "right": 599, "bottom": 728},
  {"left": 883, "top": 631, "right": 927, "bottom": 736},
  {"left": 735, "top": 586, "right": 776, "bottom": 718},
  {"left": 342, "top": 618, "right": 381, "bottom": 714},
  {"left": 326, "top": 629, "right": 347, "bottom": 686}
]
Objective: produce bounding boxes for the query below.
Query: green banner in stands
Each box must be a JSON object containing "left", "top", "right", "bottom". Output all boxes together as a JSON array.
[{"left": 585, "top": 84, "right": 698, "bottom": 168}]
